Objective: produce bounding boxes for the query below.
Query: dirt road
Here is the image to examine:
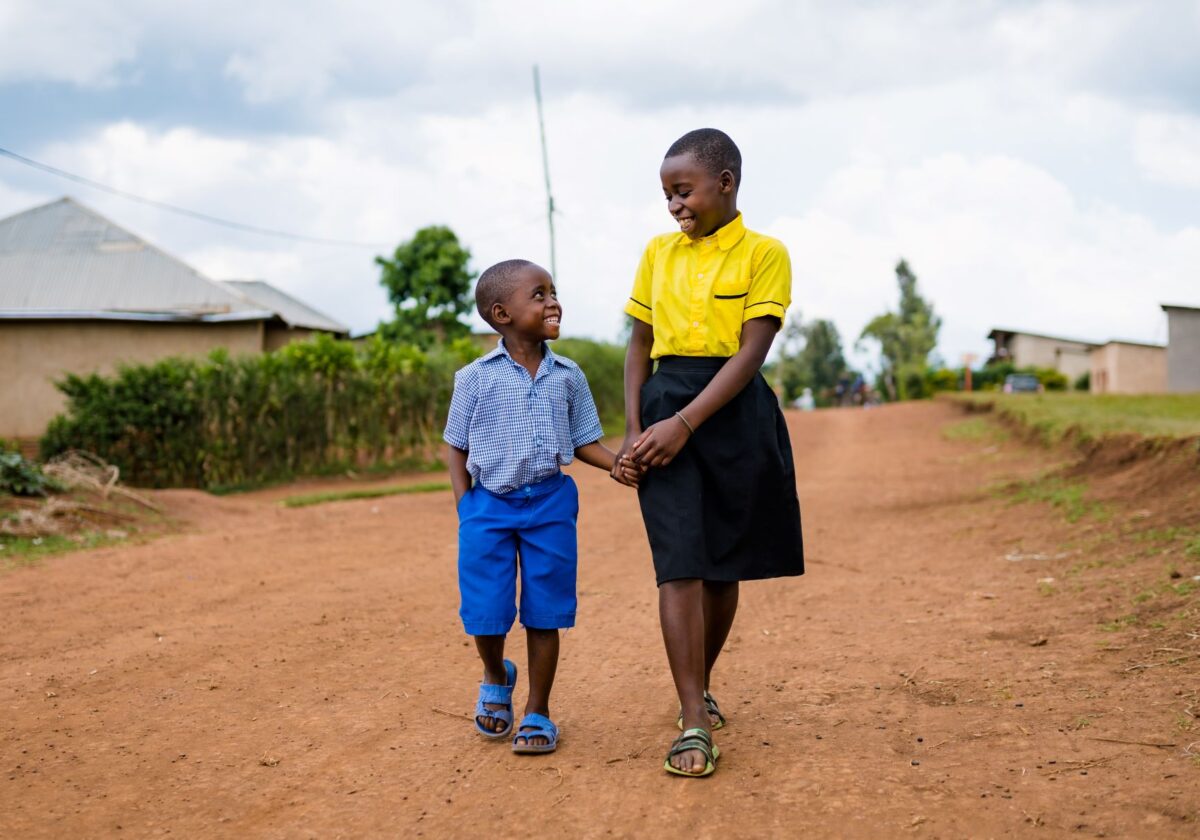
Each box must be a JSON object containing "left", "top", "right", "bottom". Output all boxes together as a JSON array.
[{"left": 2, "top": 401, "right": 1197, "bottom": 838}]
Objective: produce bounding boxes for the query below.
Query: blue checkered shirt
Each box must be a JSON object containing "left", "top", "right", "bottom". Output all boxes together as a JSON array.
[{"left": 444, "top": 340, "right": 605, "bottom": 495}]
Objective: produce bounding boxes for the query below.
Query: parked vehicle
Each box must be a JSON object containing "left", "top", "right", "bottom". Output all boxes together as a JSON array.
[{"left": 1003, "top": 373, "right": 1043, "bottom": 393}]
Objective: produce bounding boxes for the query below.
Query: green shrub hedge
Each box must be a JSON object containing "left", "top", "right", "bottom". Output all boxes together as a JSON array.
[{"left": 41, "top": 334, "right": 628, "bottom": 490}]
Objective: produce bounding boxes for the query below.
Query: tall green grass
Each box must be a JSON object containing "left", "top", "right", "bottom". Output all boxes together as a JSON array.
[{"left": 954, "top": 393, "right": 1200, "bottom": 442}]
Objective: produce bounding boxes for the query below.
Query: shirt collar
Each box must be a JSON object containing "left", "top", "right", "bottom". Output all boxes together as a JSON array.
[
  {"left": 679, "top": 212, "right": 746, "bottom": 251},
  {"left": 483, "top": 337, "right": 566, "bottom": 372}
]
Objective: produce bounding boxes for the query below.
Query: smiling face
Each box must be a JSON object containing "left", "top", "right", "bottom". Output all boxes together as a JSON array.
[
  {"left": 660, "top": 152, "right": 738, "bottom": 239},
  {"left": 492, "top": 264, "right": 561, "bottom": 342}
]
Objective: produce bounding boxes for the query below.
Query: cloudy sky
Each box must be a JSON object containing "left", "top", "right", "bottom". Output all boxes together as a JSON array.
[{"left": 3, "top": 0, "right": 1199, "bottom": 369}]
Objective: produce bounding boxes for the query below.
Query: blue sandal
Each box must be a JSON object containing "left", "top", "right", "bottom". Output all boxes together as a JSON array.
[
  {"left": 474, "top": 659, "right": 517, "bottom": 739},
  {"left": 512, "top": 712, "right": 559, "bottom": 754}
]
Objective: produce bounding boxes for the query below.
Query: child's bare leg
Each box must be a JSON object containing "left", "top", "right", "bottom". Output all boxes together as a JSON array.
[
  {"left": 659, "top": 579, "right": 709, "bottom": 773},
  {"left": 474, "top": 634, "right": 509, "bottom": 732},
  {"left": 701, "top": 580, "right": 739, "bottom": 700},
  {"left": 514, "top": 627, "right": 559, "bottom": 747}
]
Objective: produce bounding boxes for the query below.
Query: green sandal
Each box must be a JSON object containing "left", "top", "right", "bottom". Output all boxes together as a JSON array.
[
  {"left": 676, "top": 691, "right": 727, "bottom": 731},
  {"left": 664, "top": 727, "right": 719, "bottom": 778}
]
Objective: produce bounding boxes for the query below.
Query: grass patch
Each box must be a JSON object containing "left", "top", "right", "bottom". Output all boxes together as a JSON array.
[
  {"left": 0, "top": 532, "right": 120, "bottom": 568},
  {"left": 953, "top": 393, "right": 1200, "bottom": 442},
  {"left": 1006, "top": 475, "right": 1107, "bottom": 523},
  {"left": 1100, "top": 614, "right": 1139, "bottom": 632},
  {"left": 211, "top": 457, "right": 446, "bottom": 496},
  {"left": 942, "top": 417, "right": 1008, "bottom": 443},
  {"left": 281, "top": 481, "right": 452, "bottom": 508}
]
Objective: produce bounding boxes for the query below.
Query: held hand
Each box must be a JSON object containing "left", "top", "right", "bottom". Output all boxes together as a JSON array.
[
  {"left": 631, "top": 415, "right": 692, "bottom": 468},
  {"left": 610, "top": 433, "right": 640, "bottom": 485},
  {"left": 613, "top": 454, "right": 645, "bottom": 487}
]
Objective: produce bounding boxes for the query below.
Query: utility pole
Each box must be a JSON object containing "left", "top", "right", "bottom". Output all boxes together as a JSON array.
[{"left": 532, "top": 64, "right": 556, "bottom": 278}]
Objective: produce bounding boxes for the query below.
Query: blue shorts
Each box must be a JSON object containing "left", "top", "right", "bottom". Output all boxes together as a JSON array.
[{"left": 457, "top": 472, "right": 579, "bottom": 636}]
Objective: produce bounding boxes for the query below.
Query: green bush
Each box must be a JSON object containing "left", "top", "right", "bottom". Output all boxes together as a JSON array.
[
  {"left": 39, "top": 334, "right": 631, "bottom": 490},
  {"left": 926, "top": 367, "right": 960, "bottom": 394},
  {"left": 1033, "top": 367, "right": 1069, "bottom": 391},
  {"left": 41, "top": 334, "right": 479, "bottom": 490},
  {"left": 1074, "top": 371, "right": 1091, "bottom": 392},
  {"left": 0, "top": 443, "right": 58, "bottom": 497}
]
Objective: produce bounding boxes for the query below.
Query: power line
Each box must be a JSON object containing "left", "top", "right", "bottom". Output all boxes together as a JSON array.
[{"left": 0, "top": 145, "right": 389, "bottom": 249}]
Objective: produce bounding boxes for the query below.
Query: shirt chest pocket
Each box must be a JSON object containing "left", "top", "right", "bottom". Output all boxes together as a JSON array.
[
  {"left": 710, "top": 256, "right": 751, "bottom": 299},
  {"left": 709, "top": 263, "right": 750, "bottom": 349},
  {"left": 538, "top": 380, "right": 571, "bottom": 443}
]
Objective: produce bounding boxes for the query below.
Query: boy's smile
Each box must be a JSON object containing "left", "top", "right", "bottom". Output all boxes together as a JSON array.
[
  {"left": 660, "top": 153, "right": 738, "bottom": 240},
  {"left": 501, "top": 265, "right": 561, "bottom": 342}
]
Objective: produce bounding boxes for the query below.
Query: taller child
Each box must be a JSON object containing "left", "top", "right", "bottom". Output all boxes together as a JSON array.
[{"left": 615, "top": 129, "right": 805, "bottom": 777}]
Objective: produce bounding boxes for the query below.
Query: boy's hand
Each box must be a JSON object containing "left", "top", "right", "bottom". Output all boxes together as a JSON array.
[
  {"left": 631, "top": 415, "right": 691, "bottom": 467},
  {"left": 611, "top": 454, "right": 644, "bottom": 487},
  {"left": 610, "top": 432, "right": 643, "bottom": 487}
]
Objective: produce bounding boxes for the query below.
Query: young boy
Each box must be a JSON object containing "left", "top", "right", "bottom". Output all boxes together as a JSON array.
[{"left": 444, "top": 258, "right": 634, "bottom": 754}]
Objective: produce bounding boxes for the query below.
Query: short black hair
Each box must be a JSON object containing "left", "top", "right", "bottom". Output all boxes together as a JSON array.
[
  {"left": 476, "top": 259, "right": 537, "bottom": 327},
  {"left": 665, "top": 128, "right": 741, "bottom": 188}
]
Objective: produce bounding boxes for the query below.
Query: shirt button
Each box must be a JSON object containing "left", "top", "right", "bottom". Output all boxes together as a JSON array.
[
  {"left": 692, "top": 321, "right": 699, "bottom": 327},
  {"left": 698, "top": 273, "right": 704, "bottom": 279}
]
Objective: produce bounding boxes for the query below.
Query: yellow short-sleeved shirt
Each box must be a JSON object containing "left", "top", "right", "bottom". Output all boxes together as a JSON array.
[{"left": 623, "top": 213, "right": 791, "bottom": 359}]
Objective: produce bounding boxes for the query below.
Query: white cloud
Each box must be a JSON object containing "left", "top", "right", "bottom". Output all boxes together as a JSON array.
[
  {"left": 3, "top": 1, "right": 1199, "bottom": 371},
  {"left": 1135, "top": 113, "right": 1200, "bottom": 188},
  {"left": 0, "top": 1, "right": 140, "bottom": 87},
  {"left": 772, "top": 154, "right": 1199, "bottom": 367}
]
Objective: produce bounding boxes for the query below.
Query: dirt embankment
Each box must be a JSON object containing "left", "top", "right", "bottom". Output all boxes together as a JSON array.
[{"left": 1, "top": 400, "right": 1198, "bottom": 839}]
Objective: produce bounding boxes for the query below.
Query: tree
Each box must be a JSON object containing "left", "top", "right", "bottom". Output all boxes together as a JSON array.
[
  {"left": 858, "top": 259, "right": 941, "bottom": 399},
  {"left": 376, "top": 226, "right": 476, "bottom": 347},
  {"left": 777, "top": 312, "right": 849, "bottom": 405}
]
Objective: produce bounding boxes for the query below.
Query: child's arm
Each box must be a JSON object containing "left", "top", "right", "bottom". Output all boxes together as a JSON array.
[
  {"left": 448, "top": 445, "right": 471, "bottom": 505},
  {"left": 574, "top": 441, "right": 640, "bottom": 486},
  {"left": 614, "top": 319, "right": 655, "bottom": 479},
  {"left": 631, "top": 316, "right": 779, "bottom": 468},
  {"left": 574, "top": 441, "right": 615, "bottom": 471}
]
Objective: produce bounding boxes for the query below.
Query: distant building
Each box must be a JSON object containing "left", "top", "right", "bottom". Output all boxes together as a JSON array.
[
  {"left": 986, "top": 328, "right": 1097, "bottom": 383},
  {"left": 223, "top": 280, "right": 348, "bottom": 351},
  {"left": 1161, "top": 304, "right": 1200, "bottom": 393},
  {"left": 0, "top": 197, "right": 348, "bottom": 440},
  {"left": 1089, "top": 340, "right": 1167, "bottom": 394}
]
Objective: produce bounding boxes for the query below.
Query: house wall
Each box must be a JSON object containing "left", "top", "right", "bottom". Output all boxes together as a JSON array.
[
  {"left": 263, "top": 325, "right": 320, "bottom": 352},
  {"left": 1009, "top": 334, "right": 1093, "bottom": 382},
  {"left": 1165, "top": 309, "right": 1200, "bottom": 393},
  {"left": 1090, "top": 343, "right": 1167, "bottom": 394},
  {"left": 0, "top": 320, "right": 264, "bottom": 439}
]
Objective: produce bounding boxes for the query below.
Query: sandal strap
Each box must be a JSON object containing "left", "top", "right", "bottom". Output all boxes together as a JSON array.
[
  {"left": 703, "top": 692, "right": 727, "bottom": 726},
  {"left": 479, "top": 682, "right": 515, "bottom": 704},
  {"left": 515, "top": 712, "right": 558, "bottom": 738},
  {"left": 668, "top": 728, "right": 714, "bottom": 761}
]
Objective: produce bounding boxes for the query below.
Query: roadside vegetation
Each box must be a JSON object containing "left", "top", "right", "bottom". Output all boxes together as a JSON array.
[
  {"left": 281, "top": 480, "right": 451, "bottom": 508},
  {"left": 954, "top": 392, "right": 1200, "bottom": 442}
]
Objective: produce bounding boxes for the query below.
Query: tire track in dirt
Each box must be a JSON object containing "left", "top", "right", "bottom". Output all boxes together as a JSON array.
[{"left": 1, "top": 401, "right": 1196, "bottom": 838}]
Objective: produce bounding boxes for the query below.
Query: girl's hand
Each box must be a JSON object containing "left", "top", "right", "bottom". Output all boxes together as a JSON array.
[
  {"left": 611, "top": 432, "right": 641, "bottom": 484},
  {"left": 631, "top": 415, "right": 692, "bottom": 467}
]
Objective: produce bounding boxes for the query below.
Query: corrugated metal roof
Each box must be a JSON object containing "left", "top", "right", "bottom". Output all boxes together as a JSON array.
[
  {"left": 223, "top": 280, "right": 348, "bottom": 334},
  {"left": 0, "top": 197, "right": 267, "bottom": 319}
]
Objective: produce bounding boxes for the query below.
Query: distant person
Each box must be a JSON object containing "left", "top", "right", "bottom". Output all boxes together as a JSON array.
[
  {"left": 444, "top": 259, "right": 639, "bottom": 755},
  {"left": 615, "top": 128, "right": 805, "bottom": 777},
  {"left": 795, "top": 387, "right": 815, "bottom": 411}
]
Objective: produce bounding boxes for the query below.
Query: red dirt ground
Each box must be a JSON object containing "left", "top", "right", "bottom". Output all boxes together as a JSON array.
[{"left": 2, "top": 401, "right": 1198, "bottom": 838}]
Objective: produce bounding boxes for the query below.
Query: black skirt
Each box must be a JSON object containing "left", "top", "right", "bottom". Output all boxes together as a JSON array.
[{"left": 637, "top": 356, "right": 805, "bottom": 585}]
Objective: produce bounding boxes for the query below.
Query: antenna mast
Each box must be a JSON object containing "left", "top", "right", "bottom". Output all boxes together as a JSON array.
[{"left": 533, "top": 64, "right": 557, "bottom": 278}]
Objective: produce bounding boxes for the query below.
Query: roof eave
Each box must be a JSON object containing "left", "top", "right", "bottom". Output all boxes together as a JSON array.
[{"left": 0, "top": 309, "right": 273, "bottom": 324}]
